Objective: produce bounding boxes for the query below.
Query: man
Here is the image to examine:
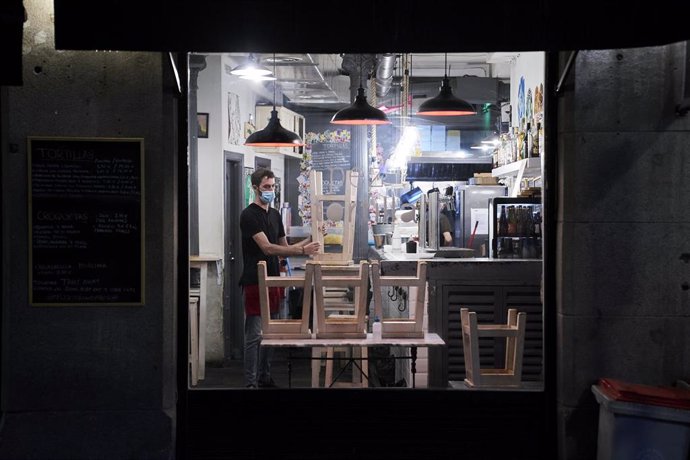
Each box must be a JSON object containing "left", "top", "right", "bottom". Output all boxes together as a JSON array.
[
  {"left": 239, "top": 168, "right": 320, "bottom": 389},
  {"left": 440, "top": 212, "right": 453, "bottom": 246}
]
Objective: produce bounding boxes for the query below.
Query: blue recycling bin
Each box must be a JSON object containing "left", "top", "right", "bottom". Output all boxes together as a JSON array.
[{"left": 592, "top": 383, "right": 690, "bottom": 460}]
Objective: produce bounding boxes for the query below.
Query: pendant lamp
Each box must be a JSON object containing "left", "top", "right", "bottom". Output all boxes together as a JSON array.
[
  {"left": 417, "top": 53, "right": 476, "bottom": 116},
  {"left": 331, "top": 55, "right": 391, "bottom": 125},
  {"left": 230, "top": 53, "right": 273, "bottom": 78},
  {"left": 245, "top": 53, "right": 304, "bottom": 148}
]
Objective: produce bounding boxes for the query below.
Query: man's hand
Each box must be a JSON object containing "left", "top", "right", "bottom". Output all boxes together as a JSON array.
[{"left": 302, "top": 241, "right": 321, "bottom": 255}]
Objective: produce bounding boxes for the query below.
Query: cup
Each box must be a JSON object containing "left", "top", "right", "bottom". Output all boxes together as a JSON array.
[
  {"left": 385, "top": 232, "right": 393, "bottom": 245},
  {"left": 373, "top": 234, "right": 385, "bottom": 249},
  {"left": 406, "top": 240, "right": 417, "bottom": 253}
]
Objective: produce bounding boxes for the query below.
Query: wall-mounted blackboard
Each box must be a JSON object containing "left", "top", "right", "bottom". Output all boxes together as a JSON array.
[{"left": 28, "top": 137, "right": 144, "bottom": 305}]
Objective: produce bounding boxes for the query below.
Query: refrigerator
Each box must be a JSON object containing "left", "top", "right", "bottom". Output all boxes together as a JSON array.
[
  {"left": 488, "top": 197, "right": 543, "bottom": 259},
  {"left": 454, "top": 185, "right": 507, "bottom": 254}
]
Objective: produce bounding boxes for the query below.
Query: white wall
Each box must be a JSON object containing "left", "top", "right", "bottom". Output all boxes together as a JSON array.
[
  {"left": 196, "top": 54, "right": 286, "bottom": 258},
  {"left": 510, "top": 52, "right": 545, "bottom": 127}
]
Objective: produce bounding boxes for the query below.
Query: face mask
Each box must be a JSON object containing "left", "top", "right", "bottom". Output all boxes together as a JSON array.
[{"left": 259, "top": 190, "right": 275, "bottom": 204}]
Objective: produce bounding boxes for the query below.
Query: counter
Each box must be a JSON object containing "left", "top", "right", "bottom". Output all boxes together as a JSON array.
[
  {"left": 369, "top": 246, "right": 543, "bottom": 388},
  {"left": 288, "top": 248, "right": 543, "bottom": 388}
]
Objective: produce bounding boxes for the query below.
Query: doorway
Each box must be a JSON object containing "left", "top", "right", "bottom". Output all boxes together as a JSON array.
[{"left": 223, "top": 152, "right": 245, "bottom": 361}]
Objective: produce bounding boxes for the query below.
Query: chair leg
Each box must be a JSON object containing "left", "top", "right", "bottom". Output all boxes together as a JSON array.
[
  {"left": 324, "top": 347, "right": 335, "bottom": 387},
  {"left": 311, "top": 348, "right": 322, "bottom": 388}
]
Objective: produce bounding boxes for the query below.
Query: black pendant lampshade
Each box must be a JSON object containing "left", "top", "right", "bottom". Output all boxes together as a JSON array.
[
  {"left": 417, "top": 53, "right": 476, "bottom": 116},
  {"left": 245, "top": 109, "right": 303, "bottom": 147},
  {"left": 244, "top": 53, "right": 304, "bottom": 148},
  {"left": 331, "top": 87, "right": 392, "bottom": 125}
]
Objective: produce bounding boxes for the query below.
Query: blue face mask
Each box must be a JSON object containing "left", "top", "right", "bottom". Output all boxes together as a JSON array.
[{"left": 259, "top": 190, "right": 275, "bottom": 204}]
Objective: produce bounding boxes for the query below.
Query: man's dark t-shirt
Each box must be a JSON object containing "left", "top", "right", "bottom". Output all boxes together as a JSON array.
[{"left": 239, "top": 203, "right": 285, "bottom": 286}]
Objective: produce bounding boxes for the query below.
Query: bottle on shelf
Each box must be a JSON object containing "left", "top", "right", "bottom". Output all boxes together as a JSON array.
[
  {"left": 526, "top": 122, "right": 533, "bottom": 159},
  {"left": 533, "top": 211, "right": 542, "bottom": 237},
  {"left": 537, "top": 122, "right": 544, "bottom": 157},
  {"left": 499, "top": 205, "right": 508, "bottom": 236},
  {"left": 507, "top": 205, "right": 517, "bottom": 236}
]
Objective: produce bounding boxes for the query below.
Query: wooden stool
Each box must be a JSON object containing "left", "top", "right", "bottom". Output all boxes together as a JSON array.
[
  {"left": 371, "top": 260, "right": 428, "bottom": 338},
  {"left": 312, "top": 262, "right": 369, "bottom": 339},
  {"left": 460, "top": 308, "right": 527, "bottom": 387},
  {"left": 188, "top": 296, "right": 200, "bottom": 386},
  {"left": 309, "top": 169, "right": 358, "bottom": 265},
  {"left": 257, "top": 261, "right": 314, "bottom": 339},
  {"left": 311, "top": 346, "right": 369, "bottom": 388}
]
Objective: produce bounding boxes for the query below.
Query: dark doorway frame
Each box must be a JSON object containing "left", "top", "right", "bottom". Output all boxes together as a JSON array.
[{"left": 223, "top": 152, "right": 245, "bottom": 361}]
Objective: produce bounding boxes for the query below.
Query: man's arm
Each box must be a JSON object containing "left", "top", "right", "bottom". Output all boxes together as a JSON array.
[
  {"left": 442, "top": 231, "right": 453, "bottom": 246},
  {"left": 253, "top": 232, "right": 320, "bottom": 256}
]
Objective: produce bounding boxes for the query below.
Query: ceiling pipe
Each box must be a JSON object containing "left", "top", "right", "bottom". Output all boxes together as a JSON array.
[{"left": 375, "top": 53, "right": 397, "bottom": 98}]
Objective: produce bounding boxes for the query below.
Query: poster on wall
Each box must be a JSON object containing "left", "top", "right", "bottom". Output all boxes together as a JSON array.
[
  {"left": 227, "top": 92, "right": 242, "bottom": 146},
  {"left": 28, "top": 137, "right": 144, "bottom": 306}
]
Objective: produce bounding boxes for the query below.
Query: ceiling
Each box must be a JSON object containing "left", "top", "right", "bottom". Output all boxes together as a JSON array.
[{"left": 223, "top": 52, "right": 518, "bottom": 112}]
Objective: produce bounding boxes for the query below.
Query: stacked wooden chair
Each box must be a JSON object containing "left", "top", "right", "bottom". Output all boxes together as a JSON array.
[
  {"left": 370, "top": 260, "right": 428, "bottom": 338},
  {"left": 257, "top": 260, "right": 314, "bottom": 339},
  {"left": 309, "top": 169, "right": 358, "bottom": 265},
  {"left": 460, "top": 307, "right": 527, "bottom": 387}
]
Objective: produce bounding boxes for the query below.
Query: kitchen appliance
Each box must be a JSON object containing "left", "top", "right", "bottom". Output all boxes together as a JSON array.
[
  {"left": 454, "top": 185, "right": 507, "bottom": 254},
  {"left": 488, "top": 197, "right": 542, "bottom": 259},
  {"left": 417, "top": 183, "right": 506, "bottom": 255}
]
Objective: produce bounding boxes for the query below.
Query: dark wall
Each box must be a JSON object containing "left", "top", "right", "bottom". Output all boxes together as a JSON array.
[
  {"left": 0, "top": 2, "right": 178, "bottom": 458},
  {"left": 555, "top": 43, "right": 690, "bottom": 459}
]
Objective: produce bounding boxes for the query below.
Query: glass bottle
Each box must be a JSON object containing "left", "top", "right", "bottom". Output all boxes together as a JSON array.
[
  {"left": 508, "top": 205, "right": 517, "bottom": 236},
  {"left": 499, "top": 205, "right": 508, "bottom": 236}
]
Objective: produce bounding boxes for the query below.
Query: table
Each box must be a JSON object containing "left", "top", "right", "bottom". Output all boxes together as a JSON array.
[
  {"left": 262, "top": 332, "right": 445, "bottom": 388},
  {"left": 189, "top": 254, "right": 222, "bottom": 384}
]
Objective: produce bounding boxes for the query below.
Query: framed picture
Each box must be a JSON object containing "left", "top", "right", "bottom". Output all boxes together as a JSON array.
[{"left": 197, "top": 113, "right": 209, "bottom": 138}]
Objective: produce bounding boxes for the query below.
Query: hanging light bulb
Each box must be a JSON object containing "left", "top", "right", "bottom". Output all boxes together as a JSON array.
[
  {"left": 245, "top": 53, "right": 304, "bottom": 148},
  {"left": 417, "top": 53, "right": 476, "bottom": 116},
  {"left": 331, "top": 55, "right": 391, "bottom": 125},
  {"left": 230, "top": 53, "right": 273, "bottom": 78}
]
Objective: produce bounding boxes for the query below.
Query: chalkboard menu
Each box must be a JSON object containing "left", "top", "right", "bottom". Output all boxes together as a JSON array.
[
  {"left": 29, "top": 137, "right": 144, "bottom": 305},
  {"left": 309, "top": 131, "right": 351, "bottom": 195}
]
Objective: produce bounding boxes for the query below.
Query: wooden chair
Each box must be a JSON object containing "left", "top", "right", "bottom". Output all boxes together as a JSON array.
[
  {"left": 460, "top": 308, "right": 527, "bottom": 387},
  {"left": 188, "top": 296, "right": 200, "bottom": 386},
  {"left": 309, "top": 169, "right": 358, "bottom": 265},
  {"left": 370, "top": 260, "right": 428, "bottom": 338},
  {"left": 311, "top": 346, "right": 369, "bottom": 388},
  {"left": 257, "top": 261, "right": 314, "bottom": 339},
  {"left": 312, "top": 261, "right": 369, "bottom": 339}
]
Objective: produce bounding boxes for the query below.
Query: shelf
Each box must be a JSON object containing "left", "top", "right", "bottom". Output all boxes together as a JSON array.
[
  {"left": 491, "top": 158, "right": 541, "bottom": 178},
  {"left": 492, "top": 158, "right": 542, "bottom": 197}
]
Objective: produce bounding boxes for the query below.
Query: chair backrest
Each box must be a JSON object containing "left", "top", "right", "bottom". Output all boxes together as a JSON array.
[
  {"left": 257, "top": 260, "right": 314, "bottom": 339},
  {"left": 460, "top": 307, "right": 526, "bottom": 387},
  {"left": 309, "top": 169, "right": 358, "bottom": 265},
  {"left": 370, "top": 260, "right": 428, "bottom": 338},
  {"left": 312, "top": 261, "right": 369, "bottom": 338}
]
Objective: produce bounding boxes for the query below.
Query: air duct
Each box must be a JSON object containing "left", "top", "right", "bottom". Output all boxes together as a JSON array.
[{"left": 375, "top": 53, "right": 397, "bottom": 98}]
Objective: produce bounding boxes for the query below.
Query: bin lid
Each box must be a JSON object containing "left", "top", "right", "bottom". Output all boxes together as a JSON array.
[{"left": 597, "top": 378, "right": 690, "bottom": 410}]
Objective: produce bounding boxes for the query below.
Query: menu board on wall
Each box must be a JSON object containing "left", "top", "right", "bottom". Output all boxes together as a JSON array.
[
  {"left": 309, "top": 131, "right": 351, "bottom": 195},
  {"left": 28, "top": 137, "right": 144, "bottom": 306}
]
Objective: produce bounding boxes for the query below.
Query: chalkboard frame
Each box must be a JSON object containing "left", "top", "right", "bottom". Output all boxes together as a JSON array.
[{"left": 28, "top": 136, "right": 145, "bottom": 306}]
